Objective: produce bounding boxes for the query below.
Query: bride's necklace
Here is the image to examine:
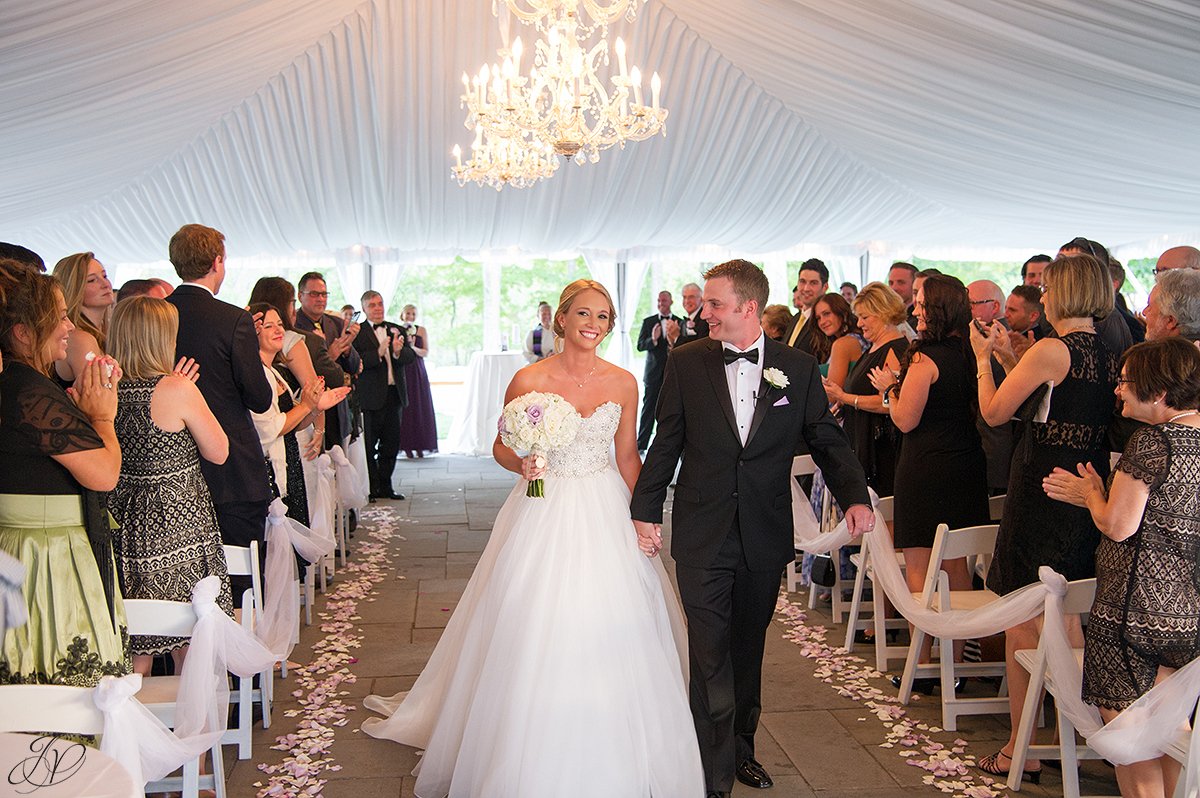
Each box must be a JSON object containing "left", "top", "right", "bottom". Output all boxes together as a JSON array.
[
  {"left": 561, "top": 360, "right": 598, "bottom": 389},
  {"left": 1165, "top": 410, "right": 1199, "bottom": 424}
]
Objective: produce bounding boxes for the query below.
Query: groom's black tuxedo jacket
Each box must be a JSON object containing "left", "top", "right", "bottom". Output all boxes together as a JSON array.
[{"left": 630, "top": 336, "right": 869, "bottom": 573}]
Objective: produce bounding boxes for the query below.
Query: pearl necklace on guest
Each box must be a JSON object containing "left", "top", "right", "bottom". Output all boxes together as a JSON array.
[{"left": 1165, "top": 410, "right": 1199, "bottom": 424}]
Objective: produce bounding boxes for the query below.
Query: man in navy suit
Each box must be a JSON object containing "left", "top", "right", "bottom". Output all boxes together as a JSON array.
[
  {"left": 631, "top": 260, "right": 871, "bottom": 798},
  {"left": 166, "top": 224, "right": 273, "bottom": 605}
]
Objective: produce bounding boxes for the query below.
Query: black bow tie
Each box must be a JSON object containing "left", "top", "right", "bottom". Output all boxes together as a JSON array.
[
  {"left": 374, "top": 322, "right": 387, "bottom": 330},
  {"left": 723, "top": 348, "right": 759, "bottom": 365}
]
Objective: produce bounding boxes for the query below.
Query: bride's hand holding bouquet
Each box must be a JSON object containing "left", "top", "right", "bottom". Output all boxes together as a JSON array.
[{"left": 498, "top": 391, "right": 581, "bottom": 497}]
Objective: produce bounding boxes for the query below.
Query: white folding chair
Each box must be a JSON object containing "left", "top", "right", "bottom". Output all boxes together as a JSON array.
[
  {"left": 988, "top": 494, "right": 1006, "bottom": 522},
  {"left": 124, "top": 598, "right": 227, "bottom": 798},
  {"left": 222, "top": 542, "right": 272, "bottom": 759},
  {"left": 844, "top": 496, "right": 910, "bottom": 671},
  {"left": 785, "top": 455, "right": 818, "bottom": 593},
  {"left": 897, "top": 522, "right": 1009, "bottom": 731}
]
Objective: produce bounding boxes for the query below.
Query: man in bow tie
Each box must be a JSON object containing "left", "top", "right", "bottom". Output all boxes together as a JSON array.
[
  {"left": 631, "top": 260, "right": 871, "bottom": 798},
  {"left": 352, "top": 290, "right": 416, "bottom": 500},
  {"left": 636, "top": 290, "right": 683, "bottom": 452}
]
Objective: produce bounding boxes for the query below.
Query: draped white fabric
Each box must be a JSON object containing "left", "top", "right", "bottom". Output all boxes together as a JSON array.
[
  {"left": 329, "top": 444, "right": 369, "bottom": 510},
  {"left": 93, "top": 674, "right": 222, "bottom": 787},
  {"left": 795, "top": 498, "right": 1200, "bottom": 768},
  {"left": 0, "top": 550, "right": 26, "bottom": 638},
  {"left": 173, "top": 576, "right": 277, "bottom": 741},
  {"left": 346, "top": 433, "right": 373, "bottom": 502},
  {"left": 258, "top": 498, "right": 336, "bottom": 660},
  {"left": 5, "top": 0, "right": 1198, "bottom": 263},
  {"left": 308, "top": 453, "right": 339, "bottom": 552}
]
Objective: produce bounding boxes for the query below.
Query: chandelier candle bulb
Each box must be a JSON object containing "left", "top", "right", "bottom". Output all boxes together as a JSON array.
[
  {"left": 630, "top": 66, "right": 642, "bottom": 106},
  {"left": 651, "top": 71, "right": 660, "bottom": 110},
  {"left": 453, "top": 145, "right": 462, "bottom": 168},
  {"left": 615, "top": 36, "right": 628, "bottom": 78}
]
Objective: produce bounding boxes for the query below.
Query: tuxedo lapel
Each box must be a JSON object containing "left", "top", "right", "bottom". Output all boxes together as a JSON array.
[
  {"left": 743, "top": 341, "right": 777, "bottom": 448},
  {"left": 703, "top": 340, "right": 740, "bottom": 444}
]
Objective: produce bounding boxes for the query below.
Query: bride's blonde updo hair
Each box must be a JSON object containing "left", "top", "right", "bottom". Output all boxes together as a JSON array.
[{"left": 552, "top": 280, "right": 617, "bottom": 345}]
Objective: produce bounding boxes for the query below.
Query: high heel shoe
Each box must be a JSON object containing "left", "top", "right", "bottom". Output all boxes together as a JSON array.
[
  {"left": 889, "top": 675, "right": 965, "bottom": 695},
  {"left": 978, "top": 750, "right": 1041, "bottom": 784}
]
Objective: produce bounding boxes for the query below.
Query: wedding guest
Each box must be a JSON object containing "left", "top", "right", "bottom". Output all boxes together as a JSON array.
[
  {"left": 106, "top": 296, "right": 232, "bottom": 676},
  {"left": 0, "top": 242, "right": 44, "bottom": 272},
  {"left": 340, "top": 304, "right": 356, "bottom": 326},
  {"left": 354, "top": 291, "right": 416, "bottom": 499},
  {"left": 1043, "top": 338, "right": 1200, "bottom": 798},
  {"left": 636, "top": 291, "right": 681, "bottom": 452},
  {"left": 296, "top": 272, "right": 360, "bottom": 447},
  {"left": 783, "top": 259, "right": 828, "bottom": 355},
  {"left": 760, "top": 304, "right": 792, "bottom": 341},
  {"left": 840, "top": 282, "right": 858, "bottom": 304},
  {"left": 968, "top": 280, "right": 1015, "bottom": 494},
  {"left": 1108, "top": 258, "right": 1145, "bottom": 345},
  {"left": 888, "top": 261, "right": 918, "bottom": 327},
  {"left": 149, "top": 278, "right": 174, "bottom": 298},
  {"left": 1005, "top": 285, "right": 1045, "bottom": 348},
  {"left": 0, "top": 260, "right": 129, "bottom": 686},
  {"left": 870, "top": 275, "right": 989, "bottom": 693},
  {"left": 967, "top": 280, "right": 1006, "bottom": 327},
  {"left": 52, "top": 252, "right": 115, "bottom": 386},
  {"left": 1021, "top": 254, "right": 1051, "bottom": 288},
  {"left": 678, "top": 282, "right": 709, "bottom": 341},
  {"left": 1059, "top": 238, "right": 1132, "bottom": 357},
  {"left": 167, "top": 224, "right": 273, "bottom": 607},
  {"left": 812, "top": 293, "right": 867, "bottom": 387},
  {"left": 398, "top": 304, "right": 437, "bottom": 458},
  {"left": 117, "top": 279, "right": 155, "bottom": 302},
  {"left": 823, "top": 282, "right": 908, "bottom": 496},
  {"left": 249, "top": 304, "right": 348, "bottom": 525},
  {"left": 971, "top": 252, "right": 1118, "bottom": 780},
  {"left": 523, "top": 301, "right": 557, "bottom": 362},
  {"left": 1153, "top": 245, "right": 1200, "bottom": 273},
  {"left": 1145, "top": 269, "right": 1200, "bottom": 343}
]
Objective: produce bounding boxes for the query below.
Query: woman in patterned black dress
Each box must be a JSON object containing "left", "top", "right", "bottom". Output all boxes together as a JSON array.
[
  {"left": 970, "top": 253, "right": 1119, "bottom": 780},
  {"left": 106, "top": 297, "right": 233, "bottom": 675},
  {"left": 1044, "top": 338, "right": 1200, "bottom": 798}
]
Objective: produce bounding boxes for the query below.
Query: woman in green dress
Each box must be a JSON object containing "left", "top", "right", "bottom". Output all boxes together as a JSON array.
[{"left": 0, "top": 259, "right": 130, "bottom": 685}]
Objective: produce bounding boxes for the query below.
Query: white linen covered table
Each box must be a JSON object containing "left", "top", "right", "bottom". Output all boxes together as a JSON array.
[{"left": 446, "top": 351, "right": 526, "bottom": 455}]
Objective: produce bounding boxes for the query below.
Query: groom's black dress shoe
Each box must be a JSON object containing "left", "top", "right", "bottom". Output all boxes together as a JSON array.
[{"left": 736, "top": 758, "right": 774, "bottom": 789}]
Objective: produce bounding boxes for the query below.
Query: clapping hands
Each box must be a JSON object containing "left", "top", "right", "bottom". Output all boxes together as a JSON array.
[
  {"left": 867, "top": 366, "right": 898, "bottom": 395},
  {"left": 300, "top": 377, "right": 352, "bottom": 413},
  {"left": 1043, "top": 463, "right": 1104, "bottom": 508}
]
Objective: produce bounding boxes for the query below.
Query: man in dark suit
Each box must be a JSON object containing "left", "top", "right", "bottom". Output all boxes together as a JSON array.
[
  {"left": 353, "top": 290, "right": 416, "bottom": 500},
  {"left": 296, "top": 271, "right": 361, "bottom": 448},
  {"left": 678, "top": 282, "right": 709, "bottom": 342},
  {"left": 165, "top": 224, "right": 273, "bottom": 606},
  {"left": 631, "top": 260, "right": 872, "bottom": 798},
  {"left": 636, "top": 290, "right": 683, "bottom": 452},
  {"left": 782, "top": 258, "right": 828, "bottom": 357}
]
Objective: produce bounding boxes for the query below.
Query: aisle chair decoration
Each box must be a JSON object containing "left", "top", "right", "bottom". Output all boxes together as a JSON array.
[
  {"left": 346, "top": 433, "right": 373, "bottom": 502},
  {"left": 312, "top": 453, "right": 339, "bottom": 583},
  {"left": 329, "top": 444, "right": 369, "bottom": 511},
  {"left": 259, "top": 498, "right": 337, "bottom": 662}
]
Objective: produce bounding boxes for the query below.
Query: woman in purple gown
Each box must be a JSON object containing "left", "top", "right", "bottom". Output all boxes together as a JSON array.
[{"left": 398, "top": 304, "right": 438, "bottom": 457}]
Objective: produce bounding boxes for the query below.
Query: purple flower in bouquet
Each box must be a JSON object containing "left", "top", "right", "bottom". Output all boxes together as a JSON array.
[
  {"left": 497, "top": 416, "right": 507, "bottom": 435},
  {"left": 525, "top": 404, "right": 544, "bottom": 425}
]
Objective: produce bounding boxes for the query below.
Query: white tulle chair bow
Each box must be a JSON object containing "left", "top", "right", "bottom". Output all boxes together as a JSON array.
[
  {"left": 329, "top": 444, "right": 368, "bottom": 510},
  {"left": 0, "top": 549, "right": 27, "bottom": 638},
  {"left": 258, "top": 497, "right": 336, "bottom": 660}
]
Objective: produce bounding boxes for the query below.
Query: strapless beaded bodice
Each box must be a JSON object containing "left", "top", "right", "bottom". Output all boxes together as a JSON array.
[{"left": 545, "top": 402, "right": 622, "bottom": 478}]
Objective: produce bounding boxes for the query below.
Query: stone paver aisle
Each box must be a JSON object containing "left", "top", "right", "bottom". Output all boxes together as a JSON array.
[{"left": 222, "top": 454, "right": 1118, "bottom": 798}]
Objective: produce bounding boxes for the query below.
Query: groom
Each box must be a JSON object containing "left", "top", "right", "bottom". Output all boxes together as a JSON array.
[{"left": 631, "top": 259, "right": 873, "bottom": 798}]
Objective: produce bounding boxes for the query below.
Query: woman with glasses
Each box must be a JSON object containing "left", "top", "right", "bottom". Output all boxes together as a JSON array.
[
  {"left": 969, "top": 253, "right": 1119, "bottom": 780},
  {"left": 1043, "top": 338, "right": 1200, "bottom": 798}
]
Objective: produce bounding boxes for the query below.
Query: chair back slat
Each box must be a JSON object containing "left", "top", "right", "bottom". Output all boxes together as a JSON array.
[
  {"left": 921, "top": 523, "right": 1000, "bottom": 605},
  {"left": 123, "top": 598, "right": 197, "bottom": 638},
  {"left": 791, "top": 455, "right": 816, "bottom": 478},
  {"left": 0, "top": 685, "right": 104, "bottom": 735},
  {"left": 988, "top": 494, "right": 1006, "bottom": 522},
  {"left": 1061, "top": 578, "right": 1098, "bottom": 616},
  {"left": 876, "top": 495, "right": 894, "bottom": 522}
]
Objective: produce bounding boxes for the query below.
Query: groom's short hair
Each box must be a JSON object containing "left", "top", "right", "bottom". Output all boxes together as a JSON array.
[{"left": 704, "top": 259, "right": 769, "bottom": 317}]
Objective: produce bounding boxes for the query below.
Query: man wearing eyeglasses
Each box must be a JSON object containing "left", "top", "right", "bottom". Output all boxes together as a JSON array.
[
  {"left": 1153, "top": 245, "right": 1200, "bottom": 274},
  {"left": 967, "top": 280, "right": 1006, "bottom": 327},
  {"left": 297, "top": 272, "right": 362, "bottom": 448}
]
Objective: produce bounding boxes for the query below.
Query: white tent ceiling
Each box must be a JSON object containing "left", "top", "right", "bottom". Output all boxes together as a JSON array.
[{"left": 3, "top": 0, "right": 1198, "bottom": 263}]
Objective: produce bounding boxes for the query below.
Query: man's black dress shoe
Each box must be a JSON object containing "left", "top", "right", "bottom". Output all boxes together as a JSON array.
[
  {"left": 380, "top": 490, "right": 406, "bottom": 500},
  {"left": 736, "top": 758, "right": 773, "bottom": 789},
  {"left": 890, "top": 674, "right": 965, "bottom": 695}
]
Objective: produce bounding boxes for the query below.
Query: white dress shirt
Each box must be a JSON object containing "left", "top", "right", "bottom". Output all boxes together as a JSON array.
[
  {"left": 723, "top": 333, "right": 765, "bottom": 446},
  {"left": 373, "top": 324, "right": 395, "bottom": 385}
]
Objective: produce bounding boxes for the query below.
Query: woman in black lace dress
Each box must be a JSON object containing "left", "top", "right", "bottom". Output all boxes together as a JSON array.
[
  {"left": 0, "top": 261, "right": 129, "bottom": 685},
  {"left": 970, "top": 253, "right": 1119, "bottom": 780},
  {"left": 105, "top": 297, "right": 233, "bottom": 675},
  {"left": 1044, "top": 338, "right": 1200, "bottom": 798}
]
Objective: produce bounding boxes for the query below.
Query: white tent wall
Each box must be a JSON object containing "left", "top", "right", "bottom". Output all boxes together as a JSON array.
[{"left": 7, "top": 0, "right": 1198, "bottom": 264}]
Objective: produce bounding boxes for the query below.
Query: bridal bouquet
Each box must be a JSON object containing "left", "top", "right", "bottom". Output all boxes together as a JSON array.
[{"left": 498, "top": 392, "right": 581, "bottom": 498}]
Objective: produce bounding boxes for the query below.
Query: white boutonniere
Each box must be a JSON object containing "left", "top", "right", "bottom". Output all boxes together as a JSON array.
[{"left": 763, "top": 368, "right": 789, "bottom": 389}]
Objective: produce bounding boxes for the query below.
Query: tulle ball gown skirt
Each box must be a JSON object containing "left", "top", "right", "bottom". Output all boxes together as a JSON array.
[{"left": 362, "top": 466, "right": 704, "bottom": 797}]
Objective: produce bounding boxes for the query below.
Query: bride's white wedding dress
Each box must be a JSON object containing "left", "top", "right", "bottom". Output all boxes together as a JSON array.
[{"left": 362, "top": 399, "right": 704, "bottom": 797}]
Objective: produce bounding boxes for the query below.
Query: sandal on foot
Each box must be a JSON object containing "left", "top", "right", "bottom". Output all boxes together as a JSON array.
[{"left": 978, "top": 750, "right": 1041, "bottom": 784}]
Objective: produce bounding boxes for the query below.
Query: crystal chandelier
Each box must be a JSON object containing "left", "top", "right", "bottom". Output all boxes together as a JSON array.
[{"left": 450, "top": 0, "right": 668, "bottom": 187}]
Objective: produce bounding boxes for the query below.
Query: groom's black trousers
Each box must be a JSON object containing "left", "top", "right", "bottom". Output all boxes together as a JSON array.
[{"left": 673, "top": 517, "right": 783, "bottom": 793}]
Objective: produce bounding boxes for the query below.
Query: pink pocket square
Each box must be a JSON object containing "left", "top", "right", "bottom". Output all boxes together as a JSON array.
[{"left": 772, "top": 396, "right": 789, "bottom": 407}]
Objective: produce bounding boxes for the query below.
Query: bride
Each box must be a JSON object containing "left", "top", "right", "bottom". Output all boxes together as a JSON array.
[{"left": 362, "top": 279, "right": 704, "bottom": 797}]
